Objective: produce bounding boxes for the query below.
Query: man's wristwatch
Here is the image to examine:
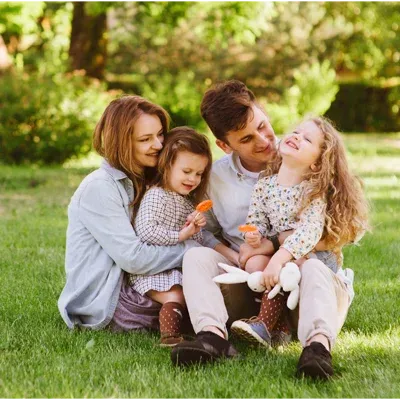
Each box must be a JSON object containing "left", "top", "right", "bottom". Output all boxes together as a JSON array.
[{"left": 267, "top": 232, "right": 280, "bottom": 252}]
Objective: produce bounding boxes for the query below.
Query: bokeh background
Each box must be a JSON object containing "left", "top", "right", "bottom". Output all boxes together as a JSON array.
[{"left": 0, "top": 1, "right": 399, "bottom": 164}]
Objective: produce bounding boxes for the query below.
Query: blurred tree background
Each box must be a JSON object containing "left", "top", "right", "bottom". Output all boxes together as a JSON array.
[{"left": 0, "top": 1, "right": 399, "bottom": 164}]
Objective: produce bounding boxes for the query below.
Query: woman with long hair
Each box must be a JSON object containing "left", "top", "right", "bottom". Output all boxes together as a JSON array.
[{"left": 58, "top": 96, "right": 201, "bottom": 332}]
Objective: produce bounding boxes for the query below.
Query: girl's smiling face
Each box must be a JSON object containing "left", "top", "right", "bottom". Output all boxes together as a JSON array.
[
  {"left": 166, "top": 151, "right": 209, "bottom": 196},
  {"left": 133, "top": 113, "right": 165, "bottom": 169},
  {"left": 280, "top": 120, "right": 324, "bottom": 170}
]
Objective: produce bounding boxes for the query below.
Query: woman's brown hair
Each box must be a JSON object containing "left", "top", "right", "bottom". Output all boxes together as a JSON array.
[
  {"left": 155, "top": 127, "right": 213, "bottom": 205},
  {"left": 93, "top": 95, "right": 170, "bottom": 213}
]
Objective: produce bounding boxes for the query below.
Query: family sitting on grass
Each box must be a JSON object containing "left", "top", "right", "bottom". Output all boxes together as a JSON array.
[{"left": 58, "top": 80, "right": 369, "bottom": 380}]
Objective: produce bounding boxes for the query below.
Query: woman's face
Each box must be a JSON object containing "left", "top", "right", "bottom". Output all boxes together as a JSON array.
[{"left": 133, "top": 113, "right": 164, "bottom": 168}]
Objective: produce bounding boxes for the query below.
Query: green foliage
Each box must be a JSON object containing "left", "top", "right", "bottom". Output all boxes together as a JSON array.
[
  {"left": 0, "top": 2, "right": 72, "bottom": 74},
  {"left": 265, "top": 61, "right": 339, "bottom": 134},
  {"left": 138, "top": 71, "right": 206, "bottom": 130},
  {"left": 188, "top": 2, "right": 271, "bottom": 48},
  {"left": 1, "top": 1, "right": 399, "bottom": 165},
  {"left": 0, "top": 71, "right": 113, "bottom": 164},
  {"left": 323, "top": 2, "right": 400, "bottom": 79},
  {"left": 0, "top": 2, "right": 45, "bottom": 37},
  {"left": 326, "top": 81, "right": 400, "bottom": 132},
  {"left": 85, "top": 2, "right": 118, "bottom": 16}
]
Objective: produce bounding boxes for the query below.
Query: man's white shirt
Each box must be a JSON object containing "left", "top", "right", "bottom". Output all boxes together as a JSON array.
[{"left": 205, "top": 152, "right": 260, "bottom": 252}]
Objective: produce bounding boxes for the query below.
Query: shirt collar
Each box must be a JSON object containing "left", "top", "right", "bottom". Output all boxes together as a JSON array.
[
  {"left": 101, "top": 159, "right": 128, "bottom": 181},
  {"left": 227, "top": 153, "right": 261, "bottom": 179}
]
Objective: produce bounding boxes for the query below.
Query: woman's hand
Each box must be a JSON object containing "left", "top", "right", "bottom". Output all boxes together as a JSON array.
[
  {"left": 244, "top": 230, "right": 262, "bottom": 248},
  {"left": 262, "top": 261, "right": 283, "bottom": 292}
]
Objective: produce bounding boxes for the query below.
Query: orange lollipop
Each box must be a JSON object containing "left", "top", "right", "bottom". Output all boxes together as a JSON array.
[
  {"left": 196, "top": 199, "right": 213, "bottom": 213},
  {"left": 238, "top": 224, "right": 258, "bottom": 233}
]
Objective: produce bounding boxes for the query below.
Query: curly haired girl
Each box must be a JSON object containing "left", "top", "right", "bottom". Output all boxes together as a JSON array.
[{"left": 231, "top": 116, "right": 369, "bottom": 353}]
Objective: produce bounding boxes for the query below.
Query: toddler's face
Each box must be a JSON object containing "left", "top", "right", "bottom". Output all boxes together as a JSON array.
[
  {"left": 280, "top": 121, "right": 324, "bottom": 169},
  {"left": 167, "top": 151, "right": 208, "bottom": 196}
]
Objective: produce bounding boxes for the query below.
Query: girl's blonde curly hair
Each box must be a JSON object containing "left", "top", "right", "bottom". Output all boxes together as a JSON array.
[{"left": 298, "top": 116, "right": 370, "bottom": 258}]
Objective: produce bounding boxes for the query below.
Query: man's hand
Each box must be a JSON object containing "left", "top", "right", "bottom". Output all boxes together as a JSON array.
[
  {"left": 239, "top": 243, "right": 261, "bottom": 269},
  {"left": 244, "top": 230, "right": 262, "bottom": 248},
  {"left": 214, "top": 243, "right": 239, "bottom": 266},
  {"left": 262, "top": 261, "right": 283, "bottom": 292}
]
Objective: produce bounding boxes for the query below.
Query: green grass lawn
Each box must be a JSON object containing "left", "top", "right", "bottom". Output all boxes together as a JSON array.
[{"left": 1, "top": 133, "right": 399, "bottom": 398}]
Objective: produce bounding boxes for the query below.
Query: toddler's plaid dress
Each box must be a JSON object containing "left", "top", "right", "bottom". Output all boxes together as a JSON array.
[{"left": 129, "top": 186, "right": 203, "bottom": 295}]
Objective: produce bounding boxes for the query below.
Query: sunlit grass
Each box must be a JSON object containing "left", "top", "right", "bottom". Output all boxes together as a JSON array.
[{"left": 0, "top": 133, "right": 399, "bottom": 397}]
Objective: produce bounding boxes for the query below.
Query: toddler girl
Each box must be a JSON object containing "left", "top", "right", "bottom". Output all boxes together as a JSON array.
[
  {"left": 130, "top": 127, "right": 223, "bottom": 346},
  {"left": 231, "top": 116, "right": 369, "bottom": 347}
]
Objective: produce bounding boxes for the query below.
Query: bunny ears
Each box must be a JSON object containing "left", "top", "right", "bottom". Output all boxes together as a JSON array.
[{"left": 213, "top": 263, "right": 266, "bottom": 292}]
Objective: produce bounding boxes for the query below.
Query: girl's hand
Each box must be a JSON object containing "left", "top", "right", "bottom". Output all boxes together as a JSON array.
[
  {"left": 262, "top": 261, "right": 283, "bottom": 292},
  {"left": 184, "top": 211, "right": 197, "bottom": 227},
  {"left": 193, "top": 212, "right": 206, "bottom": 228},
  {"left": 244, "top": 230, "right": 262, "bottom": 248},
  {"left": 179, "top": 220, "right": 199, "bottom": 242}
]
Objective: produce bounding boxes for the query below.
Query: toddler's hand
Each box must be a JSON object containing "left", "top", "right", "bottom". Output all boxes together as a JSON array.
[
  {"left": 244, "top": 230, "right": 261, "bottom": 248},
  {"left": 184, "top": 211, "right": 197, "bottom": 227},
  {"left": 193, "top": 212, "right": 206, "bottom": 228},
  {"left": 262, "top": 261, "right": 282, "bottom": 292},
  {"left": 179, "top": 220, "right": 198, "bottom": 242}
]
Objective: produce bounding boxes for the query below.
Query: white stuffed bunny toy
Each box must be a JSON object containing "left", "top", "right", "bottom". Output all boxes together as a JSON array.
[
  {"left": 213, "top": 261, "right": 301, "bottom": 310},
  {"left": 267, "top": 262, "right": 301, "bottom": 310},
  {"left": 213, "top": 263, "right": 266, "bottom": 292}
]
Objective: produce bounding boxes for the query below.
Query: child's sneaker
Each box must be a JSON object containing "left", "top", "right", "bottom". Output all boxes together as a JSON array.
[
  {"left": 160, "top": 333, "right": 185, "bottom": 347},
  {"left": 230, "top": 317, "right": 272, "bottom": 348}
]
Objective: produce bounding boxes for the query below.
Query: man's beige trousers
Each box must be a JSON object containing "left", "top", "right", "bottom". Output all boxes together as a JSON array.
[{"left": 182, "top": 247, "right": 351, "bottom": 349}]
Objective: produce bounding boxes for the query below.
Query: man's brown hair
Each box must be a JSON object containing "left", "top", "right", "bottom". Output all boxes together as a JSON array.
[
  {"left": 93, "top": 95, "right": 170, "bottom": 213},
  {"left": 200, "top": 80, "right": 258, "bottom": 142},
  {"left": 155, "top": 126, "right": 212, "bottom": 205}
]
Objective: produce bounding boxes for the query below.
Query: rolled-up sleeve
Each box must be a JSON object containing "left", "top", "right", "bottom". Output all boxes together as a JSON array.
[
  {"left": 201, "top": 229, "right": 221, "bottom": 249},
  {"left": 78, "top": 179, "right": 200, "bottom": 275}
]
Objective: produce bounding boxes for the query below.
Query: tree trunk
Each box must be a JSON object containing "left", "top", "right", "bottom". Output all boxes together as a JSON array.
[{"left": 68, "top": 2, "right": 107, "bottom": 80}]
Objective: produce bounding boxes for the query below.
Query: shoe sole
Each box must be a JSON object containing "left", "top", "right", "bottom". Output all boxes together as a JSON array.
[
  {"left": 297, "top": 361, "right": 333, "bottom": 380},
  {"left": 171, "top": 346, "right": 215, "bottom": 367},
  {"left": 159, "top": 342, "right": 180, "bottom": 348},
  {"left": 230, "top": 322, "right": 271, "bottom": 348}
]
